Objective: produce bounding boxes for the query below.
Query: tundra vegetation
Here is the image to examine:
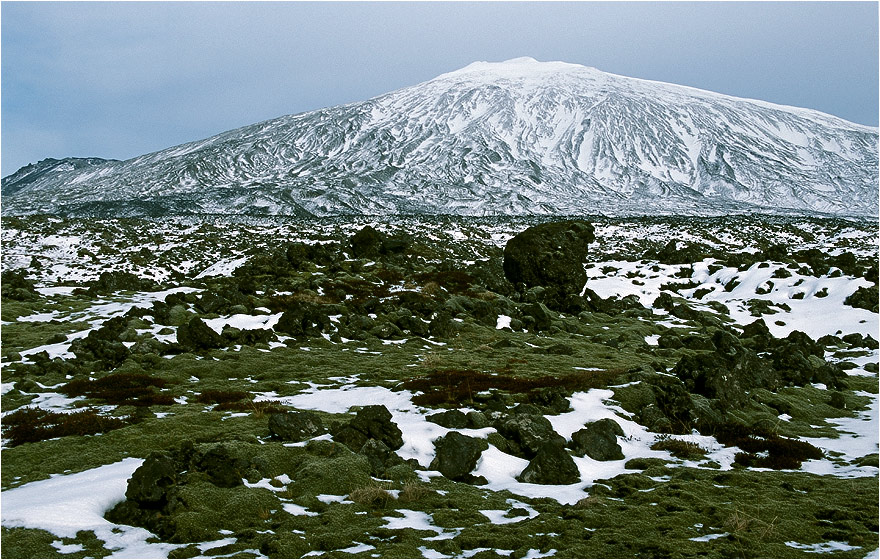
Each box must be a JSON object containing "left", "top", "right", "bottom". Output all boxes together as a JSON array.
[{"left": 1, "top": 214, "right": 877, "bottom": 559}]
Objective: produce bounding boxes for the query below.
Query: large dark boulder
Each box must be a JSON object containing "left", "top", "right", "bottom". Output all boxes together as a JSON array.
[
  {"left": 333, "top": 405, "right": 404, "bottom": 452},
  {"left": 570, "top": 419, "right": 625, "bottom": 461},
  {"left": 359, "top": 438, "right": 402, "bottom": 477},
  {"left": 428, "top": 311, "right": 457, "bottom": 339},
  {"left": 429, "top": 432, "right": 488, "bottom": 482},
  {"left": 768, "top": 331, "right": 847, "bottom": 388},
  {"left": 176, "top": 317, "right": 224, "bottom": 351},
  {"left": 516, "top": 442, "right": 581, "bottom": 485},
  {"left": 349, "top": 227, "right": 411, "bottom": 259},
  {"left": 648, "top": 240, "right": 712, "bottom": 265},
  {"left": 495, "top": 413, "right": 566, "bottom": 458},
  {"left": 520, "top": 302, "right": 555, "bottom": 331},
  {"left": 88, "top": 270, "right": 152, "bottom": 295},
  {"left": 1, "top": 270, "right": 39, "bottom": 300},
  {"left": 350, "top": 226, "right": 384, "bottom": 259},
  {"left": 427, "top": 409, "right": 470, "bottom": 429},
  {"left": 268, "top": 410, "right": 326, "bottom": 442},
  {"left": 285, "top": 241, "right": 342, "bottom": 269},
  {"left": 845, "top": 285, "right": 879, "bottom": 313},
  {"left": 68, "top": 316, "right": 131, "bottom": 367},
  {"left": 125, "top": 452, "right": 180, "bottom": 506},
  {"left": 275, "top": 301, "right": 330, "bottom": 337},
  {"left": 193, "top": 444, "right": 245, "bottom": 488},
  {"left": 503, "top": 221, "right": 595, "bottom": 295},
  {"left": 741, "top": 318, "right": 773, "bottom": 351}
]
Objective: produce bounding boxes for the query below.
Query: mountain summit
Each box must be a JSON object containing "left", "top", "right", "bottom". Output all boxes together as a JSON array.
[{"left": 3, "top": 58, "right": 877, "bottom": 217}]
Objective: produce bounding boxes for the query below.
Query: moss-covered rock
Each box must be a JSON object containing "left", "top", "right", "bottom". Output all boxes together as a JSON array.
[
  {"left": 516, "top": 442, "right": 580, "bottom": 485},
  {"left": 429, "top": 432, "right": 488, "bottom": 482},
  {"left": 503, "top": 220, "right": 595, "bottom": 295}
]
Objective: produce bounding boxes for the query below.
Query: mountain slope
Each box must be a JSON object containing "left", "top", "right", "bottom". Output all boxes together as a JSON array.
[
  {"left": 2, "top": 157, "right": 119, "bottom": 197},
  {"left": 3, "top": 57, "right": 877, "bottom": 217}
]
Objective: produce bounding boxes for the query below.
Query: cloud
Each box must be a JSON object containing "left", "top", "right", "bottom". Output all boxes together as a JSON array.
[{"left": 2, "top": 2, "right": 877, "bottom": 174}]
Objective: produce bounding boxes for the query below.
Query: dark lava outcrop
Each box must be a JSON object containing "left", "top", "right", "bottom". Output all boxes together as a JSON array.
[{"left": 502, "top": 220, "right": 595, "bottom": 295}]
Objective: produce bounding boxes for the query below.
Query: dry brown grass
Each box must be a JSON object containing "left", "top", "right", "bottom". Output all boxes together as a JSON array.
[
  {"left": 419, "top": 352, "right": 445, "bottom": 370},
  {"left": 650, "top": 436, "right": 709, "bottom": 460},
  {"left": 398, "top": 481, "right": 431, "bottom": 503},
  {"left": 724, "top": 507, "right": 778, "bottom": 542},
  {"left": 349, "top": 482, "right": 395, "bottom": 508},
  {"left": 421, "top": 281, "right": 443, "bottom": 297},
  {"left": 290, "top": 291, "right": 334, "bottom": 305}
]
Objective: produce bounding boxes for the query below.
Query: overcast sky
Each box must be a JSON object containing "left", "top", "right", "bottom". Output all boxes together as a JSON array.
[{"left": 2, "top": 1, "right": 878, "bottom": 175}]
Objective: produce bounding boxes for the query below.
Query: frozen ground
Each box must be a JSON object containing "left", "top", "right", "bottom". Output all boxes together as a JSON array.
[{"left": 1, "top": 214, "right": 877, "bottom": 558}]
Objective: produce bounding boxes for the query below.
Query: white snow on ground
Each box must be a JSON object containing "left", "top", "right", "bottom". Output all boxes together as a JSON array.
[
  {"left": 338, "top": 542, "right": 375, "bottom": 554},
  {"left": 802, "top": 387, "right": 880, "bottom": 477},
  {"left": 687, "top": 261, "right": 877, "bottom": 339},
  {"left": 382, "top": 509, "right": 438, "bottom": 531},
  {"left": 203, "top": 312, "right": 283, "bottom": 334},
  {"left": 256, "top": 381, "right": 743, "bottom": 505},
  {"left": 194, "top": 256, "right": 248, "bottom": 279},
  {"left": 479, "top": 499, "right": 539, "bottom": 525},
  {"left": 1, "top": 392, "right": 84, "bottom": 421},
  {"left": 785, "top": 540, "right": 861, "bottom": 553},
  {"left": 0, "top": 458, "right": 181, "bottom": 558},
  {"left": 34, "top": 286, "right": 79, "bottom": 296},
  {"left": 256, "top": 384, "right": 493, "bottom": 468},
  {"left": 255, "top": 371, "right": 877, "bottom": 504},
  {"left": 690, "top": 533, "right": 730, "bottom": 542},
  {"left": 282, "top": 503, "right": 318, "bottom": 517},
  {"left": 16, "top": 337, "right": 80, "bottom": 361},
  {"left": 4, "top": 287, "right": 203, "bottom": 368},
  {"left": 73, "top": 287, "right": 202, "bottom": 326},
  {"left": 587, "top": 258, "right": 878, "bottom": 340}
]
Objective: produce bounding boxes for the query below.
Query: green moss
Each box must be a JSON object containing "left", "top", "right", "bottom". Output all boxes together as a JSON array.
[
  {"left": 0, "top": 528, "right": 111, "bottom": 559},
  {"left": 0, "top": 319, "right": 91, "bottom": 357},
  {"left": 169, "top": 483, "right": 281, "bottom": 543}
]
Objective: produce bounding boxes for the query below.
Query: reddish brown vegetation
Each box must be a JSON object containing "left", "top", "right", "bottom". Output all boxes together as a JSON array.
[
  {"left": 401, "top": 368, "right": 621, "bottom": 407},
  {"left": 707, "top": 423, "right": 823, "bottom": 470},
  {"left": 2, "top": 407, "right": 130, "bottom": 447},
  {"left": 62, "top": 372, "right": 174, "bottom": 407}
]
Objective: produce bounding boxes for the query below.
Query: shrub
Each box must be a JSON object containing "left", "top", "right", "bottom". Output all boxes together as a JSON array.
[
  {"left": 62, "top": 372, "right": 173, "bottom": 407},
  {"left": 398, "top": 481, "right": 431, "bottom": 503},
  {"left": 402, "top": 368, "right": 620, "bottom": 407},
  {"left": 195, "top": 389, "right": 249, "bottom": 405},
  {"left": 704, "top": 422, "right": 822, "bottom": 470},
  {"left": 2, "top": 407, "right": 130, "bottom": 446},
  {"left": 348, "top": 482, "right": 394, "bottom": 508},
  {"left": 650, "top": 437, "right": 708, "bottom": 460}
]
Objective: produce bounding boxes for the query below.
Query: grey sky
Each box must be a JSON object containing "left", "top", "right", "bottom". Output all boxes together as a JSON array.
[{"left": 2, "top": 1, "right": 878, "bottom": 175}]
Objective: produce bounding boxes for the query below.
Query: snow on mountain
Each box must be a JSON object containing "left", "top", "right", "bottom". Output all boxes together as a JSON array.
[{"left": 2, "top": 57, "right": 877, "bottom": 217}]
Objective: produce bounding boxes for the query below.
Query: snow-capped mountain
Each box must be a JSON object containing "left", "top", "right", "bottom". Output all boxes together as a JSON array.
[{"left": 3, "top": 57, "right": 877, "bottom": 217}]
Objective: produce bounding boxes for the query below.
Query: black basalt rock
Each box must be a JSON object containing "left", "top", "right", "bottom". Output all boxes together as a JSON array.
[
  {"left": 503, "top": 220, "right": 595, "bottom": 295},
  {"left": 334, "top": 405, "right": 404, "bottom": 452},
  {"left": 429, "top": 431, "right": 488, "bottom": 482},
  {"left": 176, "top": 317, "right": 224, "bottom": 351},
  {"left": 516, "top": 441, "right": 581, "bottom": 485},
  {"left": 570, "top": 418, "right": 625, "bottom": 461},
  {"left": 268, "top": 410, "right": 327, "bottom": 442}
]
